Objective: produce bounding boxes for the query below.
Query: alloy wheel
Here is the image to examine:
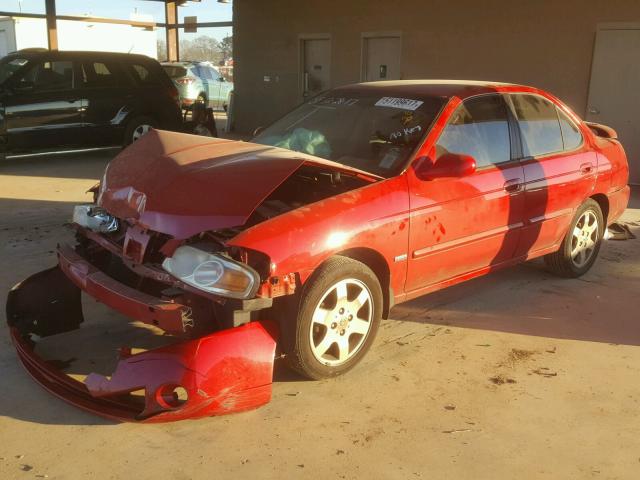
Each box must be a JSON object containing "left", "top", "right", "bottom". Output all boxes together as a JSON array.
[
  {"left": 309, "top": 278, "right": 373, "bottom": 366},
  {"left": 132, "top": 124, "right": 152, "bottom": 142},
  {"left": 571, "top": 210, "right": 599, "bottom": 268}
]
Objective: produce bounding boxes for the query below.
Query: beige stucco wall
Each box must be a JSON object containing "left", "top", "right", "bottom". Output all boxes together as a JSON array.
[{"left": 233, "top": 0, "right": 640, "bottom": 133}]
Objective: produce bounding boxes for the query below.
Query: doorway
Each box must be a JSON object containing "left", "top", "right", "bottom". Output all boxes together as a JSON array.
[
  {"left": 362, "top": 33, "right": 402, "bottom": 82},
  {"left": 587, "top": 26, "right": 640, "bottom": 184},
  {"left": 300, "top": 37, "right": 331, "bottom": 101}
]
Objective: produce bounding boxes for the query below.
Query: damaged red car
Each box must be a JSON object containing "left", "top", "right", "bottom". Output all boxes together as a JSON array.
[{"left": 7, "top": 81, "right": 630, "bottom": 422}]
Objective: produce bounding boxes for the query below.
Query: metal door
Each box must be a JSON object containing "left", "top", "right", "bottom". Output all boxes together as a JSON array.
[
  {"left": 363, "top": 36, "right": 401, "bottom": 82},
  {"left": 301, "top": 38, "right": 331, "bottom": 100},
  {"left": 587, "top": 28, "right": 640, "bottom": 184}
]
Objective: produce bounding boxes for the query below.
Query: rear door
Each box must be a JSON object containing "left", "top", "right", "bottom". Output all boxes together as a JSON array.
[
  {"left": 406, "top": 94, "right": 525, "bottom": 292},
  {"left": 78, "top": 58, "right": 133, "bottom": 147},
  {"left": 507, "top": 94, "right": 596, "bottom": 257},
  {"left": 4, "top": 57, "right": 85, "bottom": 152}
]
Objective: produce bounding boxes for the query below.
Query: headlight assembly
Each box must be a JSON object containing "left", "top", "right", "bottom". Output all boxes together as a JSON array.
[{"left": 162, "top": 245, "right": 260, "bottom": 299}]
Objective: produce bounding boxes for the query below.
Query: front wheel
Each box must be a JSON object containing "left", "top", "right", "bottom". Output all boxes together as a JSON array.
[
  {"left": 544, "top": 199, "right": 604, "bottom": 277},
  {"left": 282, "top": 256, "right": 382, "bottom": 380}
]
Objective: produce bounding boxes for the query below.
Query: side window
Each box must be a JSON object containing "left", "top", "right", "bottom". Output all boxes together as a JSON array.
[
  {"left": 197, "top": 66, "right": 213, "bottom": 80},
  {"left": 25, "top": 61, "right": 74, "bottom": 91},
  {"left": 80, "top": 62, "right": 124, "bottom": 87},
  {"left": 436, "top": 95, "right": 511, "bottom": 168},
  {"left": 557, "top": 109, "right": 583, "bottom": 151},
  {"left": 511, "top": 95, "right": 563, "bottom": 157},
  {"left": 209, "top": 67, "right": 222, "bottom": 81},
  {"left": 129, "top": 63, "right": 161, "bottom": 86}
]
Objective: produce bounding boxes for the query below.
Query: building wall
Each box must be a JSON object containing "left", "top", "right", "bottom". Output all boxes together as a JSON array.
[
  {"left": 0, "top": 17, "right": 157, "bottom": 59},
  {"left": 234, "top": 0, "right": 640, "bottom": 133}
]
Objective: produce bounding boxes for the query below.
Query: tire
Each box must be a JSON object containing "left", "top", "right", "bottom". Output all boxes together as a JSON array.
[
  {"left": 544, "top": 199, "right": 604, "bottom": 278},
  {"left": 123, "top": 116, "right": 158, "bottom": 146},
  {"left": 281, "top": 256, "right": 383, "bottom": 380}
]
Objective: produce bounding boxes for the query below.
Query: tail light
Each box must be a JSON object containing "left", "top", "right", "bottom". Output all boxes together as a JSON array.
[
  {"left": 168, "top": 84, "right": 180, "bottom": 107},
  {"left": 176, "top": 77, "right": 196, "bottom": 85}
]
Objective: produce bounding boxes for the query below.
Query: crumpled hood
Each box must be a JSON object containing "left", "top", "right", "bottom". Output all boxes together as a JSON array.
[{"left": 98, "top": 129, "right": 372, "bottom": 239}]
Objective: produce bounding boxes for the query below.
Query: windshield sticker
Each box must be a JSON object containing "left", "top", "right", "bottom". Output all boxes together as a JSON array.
[
  {"left": 389, "top": 125, "right": 423, "bottom": 141},
  {"left": 375, "top": 97, "right": 424, "bottom": 111},
  {"left": 379, "top": 148, "right": 402, "bottom": 169},
  {"left": 308, "top": 97, "right": 359, "bottom": 107}
]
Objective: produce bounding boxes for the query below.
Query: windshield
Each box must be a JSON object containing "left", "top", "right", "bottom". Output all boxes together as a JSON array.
[
  {"left": 253, "top": 91, "right": 446, "bottom": 177},
  {"left": 0, "top": 57, "right": 29, "bottom": 85}
]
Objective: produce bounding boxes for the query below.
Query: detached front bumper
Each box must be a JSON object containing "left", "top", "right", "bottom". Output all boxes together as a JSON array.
[{"left": 6, "top": 249, "right": 278, "bottom": 423}]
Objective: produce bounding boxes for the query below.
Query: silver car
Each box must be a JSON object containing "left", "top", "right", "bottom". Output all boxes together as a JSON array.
[{"left": 162, "top": 61, "right": 233, "bottom": 111}]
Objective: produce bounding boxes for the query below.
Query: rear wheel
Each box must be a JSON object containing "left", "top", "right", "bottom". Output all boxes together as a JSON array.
[
  {"left": 124, "top": 116, "right": 157, "bottom": 146},
  {"left": 281, "top": 256, "right": 382, "bottom": 380},
  {"left": 544, "top": 199, "right": 604, "bottom": 277}
]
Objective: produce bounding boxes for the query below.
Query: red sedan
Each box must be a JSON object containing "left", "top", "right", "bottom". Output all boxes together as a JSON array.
[{"left": 7, "top": 81, "right": 630, "bottom": 421}]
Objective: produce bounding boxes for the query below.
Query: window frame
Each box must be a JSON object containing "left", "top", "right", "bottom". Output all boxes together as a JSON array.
[
  {"left": 434, "top": 93, "right": 520, "bottom": 171},
  {"left": 504, "top": 93, "right": 584, "bottom": 160},
  {"left": 78, "top": 59, "right": 129, "bottom": 89},
  {"left": 556, "top": 105, "right": 585, "bottom": 154}
]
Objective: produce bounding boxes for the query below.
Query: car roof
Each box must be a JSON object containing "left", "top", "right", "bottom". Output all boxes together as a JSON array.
[
  {"left": 334, "top": 80, "right": 539, "bottom": 100},
  {"left": 7, "top": 50, "right": 156, "bottom": 62},
  {"left": 161, "top": 61, "right": 216, "bottom": 67}
]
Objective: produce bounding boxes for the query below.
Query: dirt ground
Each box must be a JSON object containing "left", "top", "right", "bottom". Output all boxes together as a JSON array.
[{"left": 0, "top": 150, "right": 639, "bottom": 480}]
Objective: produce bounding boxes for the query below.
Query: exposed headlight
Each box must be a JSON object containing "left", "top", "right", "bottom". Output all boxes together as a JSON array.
[
  {"left": 73, "top": 205, "right": 119, "bottom": 233},
  {"left": 162, "top": 245, "right": 260, "bottom": 299}
]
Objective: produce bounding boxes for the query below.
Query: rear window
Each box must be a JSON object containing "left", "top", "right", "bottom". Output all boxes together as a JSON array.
[
  {"left": 510, "top": 95, "right": 563, "bottom": 158},
  {"left": 162, "top": 65, "right": 188, "bottom": 78}
]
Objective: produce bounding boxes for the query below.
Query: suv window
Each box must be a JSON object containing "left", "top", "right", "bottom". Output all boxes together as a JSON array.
[
  {"left": 510, "top": 95, "right": 563, "bottom": 157},
  {"left": 195, "top": 65, "right": 213, "bottom": 80},
  {"left": 21, "top": 60, "right": 74, "bottom": 91},
  {"left": 208, "top": 66, "right": 222, "bottom": 81},
  {"left": 436, "top": 95, "right": 511, "bottom": 168},
  {"left": 80, "top": 61, "right": 126, "bottom": 87},
  {"left": 128, "top": 62, "right": 163, "bottom": 86},
  {"left": 557, "top": 109, "right": 583, "bottom": 151}
]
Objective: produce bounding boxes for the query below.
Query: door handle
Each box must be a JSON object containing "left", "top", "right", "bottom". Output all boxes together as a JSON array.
[
  {"left": 503, "top": 178, "right": 523, "bottom": 193},
  {"left": 580, "top": 162, "right": 594, "bottom": 175}
]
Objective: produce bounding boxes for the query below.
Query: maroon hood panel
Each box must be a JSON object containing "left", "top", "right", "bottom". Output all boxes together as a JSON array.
[{"left": 98, "top": 129, "right": 310, "bottom": 239}]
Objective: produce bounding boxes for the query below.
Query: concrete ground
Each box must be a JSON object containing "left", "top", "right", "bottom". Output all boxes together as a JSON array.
[{"left": 0, "top": 148, "right": 639, "bottom": 480}]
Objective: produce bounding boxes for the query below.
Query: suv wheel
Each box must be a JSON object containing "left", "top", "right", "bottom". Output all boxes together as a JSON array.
[{"left": 124, "top": 116, "right": 157, "bottom": 146}]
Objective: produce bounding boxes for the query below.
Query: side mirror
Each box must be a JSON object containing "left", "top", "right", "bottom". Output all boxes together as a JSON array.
[
  {"left": 414, "top": 153, "right": 477, "bottom": 181},
  {"left": 253, "top": 126, "right": 265, "bottom": 137}
]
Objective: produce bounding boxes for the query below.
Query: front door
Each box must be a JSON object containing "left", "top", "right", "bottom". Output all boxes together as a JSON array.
[
  {"left": 405, "top": 95, "right": 525, "bottom": 293},
  {"left": 5, "top": 58, "right": 85, "bottom": 152},
  {"left": 301, "top": 38, "right": 331, "bottom": 101},
  {"left": 362, "top": 36, "right": 401, "bottom": 82},
  {"left": 587, "top": 27, "right": 640, "bottom": 184}
]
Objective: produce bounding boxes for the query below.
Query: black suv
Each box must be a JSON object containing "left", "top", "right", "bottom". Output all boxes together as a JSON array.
[{"left": 0, "top": 50, "right": 182, "bottom": 157}]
